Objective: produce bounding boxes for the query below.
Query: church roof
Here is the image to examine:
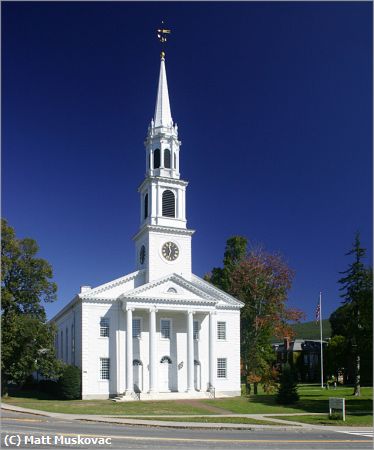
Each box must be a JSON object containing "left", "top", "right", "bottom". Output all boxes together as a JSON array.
[{"left": 154, "top": 55, "right": 173, "bottom": 128}]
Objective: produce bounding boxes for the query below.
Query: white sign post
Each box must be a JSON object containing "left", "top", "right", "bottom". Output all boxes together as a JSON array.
[{"left": 329, "top": 397, "right": 346, "bottom": 421}]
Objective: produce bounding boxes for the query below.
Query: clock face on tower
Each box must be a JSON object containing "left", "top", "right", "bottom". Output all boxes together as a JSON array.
[
  {"left": 162, "top": 241, "right": 179, "bottom": 261},
  {"left": 139, "top": 245, "right": 146, "bottom": 265}
]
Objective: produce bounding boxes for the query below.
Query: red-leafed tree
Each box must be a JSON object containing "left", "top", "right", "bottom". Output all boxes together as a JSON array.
[{"left": 206, "top": 237, "right": 304, "bottom": 393}]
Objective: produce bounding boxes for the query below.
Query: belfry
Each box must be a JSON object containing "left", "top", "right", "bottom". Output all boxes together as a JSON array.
[{"left": 52, "top": 38, "right": 243, "bottom": 400}]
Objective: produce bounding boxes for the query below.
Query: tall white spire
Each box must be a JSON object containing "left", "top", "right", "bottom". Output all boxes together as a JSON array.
[{"left": 154, "top": 54, "right": 173, "bottom": 128}]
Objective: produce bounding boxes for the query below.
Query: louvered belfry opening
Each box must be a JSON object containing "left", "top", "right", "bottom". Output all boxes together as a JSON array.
[
  {"left": 164, "top": 149, "right": 171, "bottom": 168},
  {"left": 144, "top": 193, "right": 148, "bottom": 219},
  {"left": 154, "top": 148, "right": 160, "bottom": 169},
  {"left": 162, "top": 190, "right": 175, "bottom": 217}
]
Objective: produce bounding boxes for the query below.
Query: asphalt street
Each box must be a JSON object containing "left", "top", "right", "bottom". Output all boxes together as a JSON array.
[{"left": 1, "top": 410, "right": 372, "bottom": 450}]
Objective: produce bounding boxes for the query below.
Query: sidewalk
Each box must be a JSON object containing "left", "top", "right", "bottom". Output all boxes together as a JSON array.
[{"left": 2, "top": 403, "right": 373, "bottom": 432}]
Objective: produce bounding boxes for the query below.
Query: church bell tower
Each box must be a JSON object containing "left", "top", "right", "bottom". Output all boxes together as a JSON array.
[{"left": 133, "top": 50, "right": 194, "bottom": 282}]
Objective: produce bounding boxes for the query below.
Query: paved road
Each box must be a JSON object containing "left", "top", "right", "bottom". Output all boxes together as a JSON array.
[{"left": 1, "top": 410, "right": 372, "bottom": 450}]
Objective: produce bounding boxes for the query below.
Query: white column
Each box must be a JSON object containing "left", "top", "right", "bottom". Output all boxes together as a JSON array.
[
  {"left": 126, "top": 307, "right": 134, "bottom": 393},
  {"left": 149, "top": 307, "right": 157, "bottom": 393},
  {"left": 187, "top": 310, "right": 194, "bottom": 392},
  {"left": 209, "top": 311, "right": 216, "bottom": 390}
]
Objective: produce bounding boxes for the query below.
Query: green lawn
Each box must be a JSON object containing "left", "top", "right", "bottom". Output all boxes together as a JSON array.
[
  {"left": 202, "top": 385, "right": 373, "bottom": 415},
  {"left": 2, "top": 394, "right": 211, "bottom": 415},
  {"left": 268, "top": 414, "right": 373, "bottom": 427},
  {"left": 2, "top": 385, "right": 372, "bottom": 417},
  {"left": 128, "top": 416, "right": 291, "bottom": 425}
]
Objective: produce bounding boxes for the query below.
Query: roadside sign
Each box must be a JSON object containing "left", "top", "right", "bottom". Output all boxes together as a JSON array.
[{"left": 329, "top": 397, "right": 345, "bottom": 421}]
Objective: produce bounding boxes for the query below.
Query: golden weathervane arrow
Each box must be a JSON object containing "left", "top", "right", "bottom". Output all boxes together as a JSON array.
[{"left": 157, "top": 21, "right": 171, "bottom": 59}]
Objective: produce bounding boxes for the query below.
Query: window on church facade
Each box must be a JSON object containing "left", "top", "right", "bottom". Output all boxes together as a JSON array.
[
  {"left": 217, "top": 358, "right": 227, "bottom": 378},
  {"left": 133, "top": 318, "right": 141, "bottom": 338},
  {"left": 162, "top": 190, "right": 175, "bottom": 217},
  {"left": 100, "top": 318, "right": 110, "bottom": 337},
  {"left": 217, "top": 321, "right": 226, "bottom": 340},
  {"left": 154, "top": 148, "right": 160, "bottom": 168},
  {"left": 144, "top": 193, "right": 148, "bottom": 219},
  {"left": 161, "top": 319, "right": 171, "bottom": 339},
  {"left": 174, "top": 153, "right": 176, "bottom": 169},
  {"left": 164, "top": 149, "right": 171, "bottom": 168},
  {"left": 100, "top": 358, "right": 110, "bottom": 380},
  {"left": 193, "top": 320, "right": 199, "bottom": 340}
]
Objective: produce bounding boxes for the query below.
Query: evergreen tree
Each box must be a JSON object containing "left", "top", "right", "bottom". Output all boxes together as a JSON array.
[
  {"left": 338, "top": 232, "right": 372, "bottom": 395},
  {"left": 276, "top": 363, "right": 299, "bottom": 404},
  {"left": 58, "top": 365, "right": 81, "bottom": 399}
]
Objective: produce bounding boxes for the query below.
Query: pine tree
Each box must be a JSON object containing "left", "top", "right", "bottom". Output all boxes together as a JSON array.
[
  {"left": 276, "top": 363, "right": 299, "bottom": 405},
  {"left": 338, "top": 232, "right": 371, "bottom": 396}
]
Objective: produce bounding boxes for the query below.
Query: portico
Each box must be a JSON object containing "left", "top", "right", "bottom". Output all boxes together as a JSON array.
[{"left": 120, "top": 297, "right": 217, "bottom": 400}]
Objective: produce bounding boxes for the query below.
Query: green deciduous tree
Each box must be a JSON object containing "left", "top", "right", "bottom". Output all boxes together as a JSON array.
[
  {"left": 325, "top": 335, "right": 349, "bottom": 381},
  {"left": 337, "top": 232, "right": 373, "bottom": 395},
  {"left": 1, "top": 219, "right": 61, "bottom": 393}
]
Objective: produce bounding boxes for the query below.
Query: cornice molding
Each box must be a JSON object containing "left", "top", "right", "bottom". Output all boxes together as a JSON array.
[
  {"left": 138, "top": 176, "right": 188, "bottom": 192},
  {"left": 133, "top": 225, "right": 195, "bottom": 241},
  {"left": 79, "top": 270, "right": 145, "bottom": 299}
]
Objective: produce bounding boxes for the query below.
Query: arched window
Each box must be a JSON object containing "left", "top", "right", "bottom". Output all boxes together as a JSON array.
[
  {"left": 162, "top": 190, "right": 175, "bottom": 217},
  {"left": 164, "top": 149, "right": 171, "bottom": 168},
  {"left": 167, "top": 287, "right": 177, "bottom": 293},
  {"left": 160, "top": 356, "right": 172, "bottom": 364},
  {"left": 144, "top": 193, "right": 148, "bottom": 219},
  {"left": 133, "top": 359, "right": 143, "bottom": 366},
  {"left": 174, "top": 153, "right": 176, "bottom": 169},
  {"left": 154, "top": 148, "right": 160, "bottom": 169}
]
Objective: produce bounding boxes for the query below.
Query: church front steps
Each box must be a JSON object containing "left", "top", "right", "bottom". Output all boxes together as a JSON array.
[{"left": 112, "top": 390, "right": 222, "bottom": 402}]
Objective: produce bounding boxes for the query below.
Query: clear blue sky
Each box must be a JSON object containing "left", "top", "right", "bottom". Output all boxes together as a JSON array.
[{"left": 3, "top": 2, "right": 372, "bottom": 323}]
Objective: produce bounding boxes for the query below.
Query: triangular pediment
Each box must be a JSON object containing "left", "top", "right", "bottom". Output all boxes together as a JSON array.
[
  {"left": 123, "top": 273, "right": 217, "bottom": 305},
  {"left": 122, "top": 273, "right": 243, "bottom": 309}
]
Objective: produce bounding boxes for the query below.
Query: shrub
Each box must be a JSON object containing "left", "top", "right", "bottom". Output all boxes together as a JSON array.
[
  {"left": 276, "top": 363, "right": 299, "bottom": 404},
  {"left": 58, "top": 365, "right": 81, "bottom": 400},
  {"left": 39, "top": 380, "right": 59, "bottom": 397}
]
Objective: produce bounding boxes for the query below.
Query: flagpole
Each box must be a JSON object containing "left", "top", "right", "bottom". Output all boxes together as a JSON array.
[{"left": 319, "top": 291, "right": 324, "bottom": 388}]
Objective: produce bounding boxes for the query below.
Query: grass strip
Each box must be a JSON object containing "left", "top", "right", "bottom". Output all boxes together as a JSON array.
[
  {"left": 267, "top": 414, "right": 373, "bottom": 427},
  {"left": 125, "top": 416, "right": 292, "bottom": 425}
]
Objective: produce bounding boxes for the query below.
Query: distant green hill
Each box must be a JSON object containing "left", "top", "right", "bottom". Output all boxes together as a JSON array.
[{"left": 271, "top": 319, "right": 331, "bottom": 343}]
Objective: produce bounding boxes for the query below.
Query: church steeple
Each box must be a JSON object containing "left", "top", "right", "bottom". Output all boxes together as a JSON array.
[
  {"left": 133, "top": 35, "right": 194, "bottom": 282},
  {"left": 154, "top": 54, "right": 173, "bottom": 128}
]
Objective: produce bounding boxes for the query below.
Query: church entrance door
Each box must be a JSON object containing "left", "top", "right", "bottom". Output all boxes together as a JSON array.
[{"left": 159, "top": 356, "right": 172, "bottom": 392}]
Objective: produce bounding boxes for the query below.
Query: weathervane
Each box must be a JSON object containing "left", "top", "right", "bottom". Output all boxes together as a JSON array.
[{"left": 157, "top": 21, "right": 171, "bottom": 59}]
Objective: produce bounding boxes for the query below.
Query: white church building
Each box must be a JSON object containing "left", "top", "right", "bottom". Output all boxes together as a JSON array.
[{"left": 51, "top": 52, "right": 243, "bottom": 400}]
